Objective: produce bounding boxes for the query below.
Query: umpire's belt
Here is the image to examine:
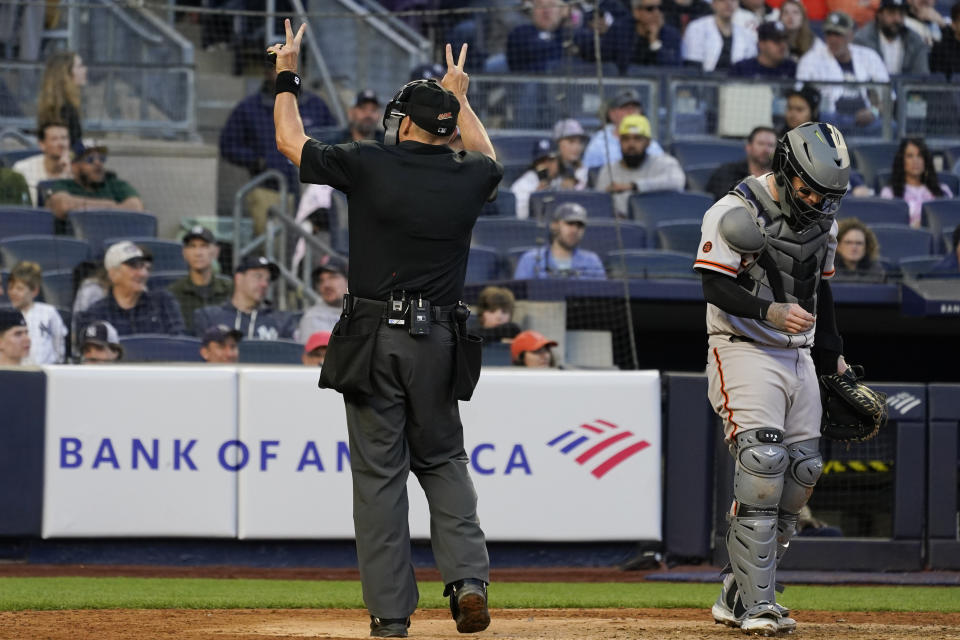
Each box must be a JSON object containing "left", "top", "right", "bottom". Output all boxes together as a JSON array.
[{"left": 345, "top": 295, "right": 456, "bottom": 322}]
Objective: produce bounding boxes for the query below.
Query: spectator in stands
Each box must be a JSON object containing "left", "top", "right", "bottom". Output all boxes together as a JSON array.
[
  {"left": 779, "top": 84, "right": 821, "bottom": 135},
  {"left": 554, "top": 119, "right": 589, "bottom": 190},
  {"left": 662, "top": 0, "right": 712, "bottom": 31},
  {"left": 297, "top": 255, "right": 348, "bottom": 340},
  {"left": 507, "top": 0, "right": 572, "bottom": 71},
  {"left": 469, "top": 286, "right": 522, "bottom": 342},
  {"left": 780, "top": 0, "right": 822, "bottom": 59},
  {"left": 6, "top": 261, "right": 67, "bottom": 364},
  {"left": 220, "top": 62, "right": 336, "bottom": 236},
  {"left": 511, "top": 138, "right": 561, "bottom": 219},
  {"left": 880, "top": 137, "right": 953, "bottom": 227},
  {"left": 0, "top": 168, "right": 30, "bottom": 205},
  {"left": 594, "top": 114, "right": 686, "bottom": 216},
  {"left": 734, "top": 0, "right": 779, "bottom": 35},
  {"left": 510, "top": 329, "right": 558, "bottom": 368},
  {"left": 200, "top": 324, "right": 242, "bottom": 364},
  {"left": 770, "top": 0, "right": 828, "bottom": 20},
  {"left": 854, "top": 0, "right": 930, "bottom": 74},
  {"left": 706, "top": 126, "right": 777, "bottom": 200},
  {"left": 682, "top": 0, "right": 758, "bottom": 71},
  {"left": 36, "top": 51, "right": 86, "bottom": 146},
  {"left": 168, "top": 226, "right": 233, "bottom": 334},
  {"left": 797, "top": 11, "right": 889, "bottom": 133},
  {"left": 905, "top": 0, "right": 949, "bottom": 45},
  {"left": 513, "top": 203, "right": 607, "bottom": 279},
  {"left": 302, "top": 330, "right": 329, "bottom": 366},
  {"left": 337, "top": 90, "right": 384, "bottom": 144},
  {"left": 828, "top": 0, "right": 881, "bottom": 26},
  {"left": 72, "top": 262, "right": 110, "bottom": 317},
  {"left": 409, "top": 62, "right": 447, "bottom": 82},
  {"left": 11, "top": 121, "right": 72, "bottom": 205},
  {"left": 0, "top": 309, "right": 30, "bottom": 366},
  {"left": 583, "top": 90, "right": 665, "bottom": 170},
  {"left": 194, "top": 255, "right": 295, "bottom": 341},
  {"left": 930, "top": 1, "right": 960, "bottom": 78},
  {"left": 931, "top": 225, "right": 960, "bottom": 273},
  {"left": 731, "top": 21, "right": 798, "bottom": 76},
  {"left": 78, "top": 320, "right": 123, "bottom": 364},
  {"left": 79, "top": 241, "right": 185, "bottom": 336},
  {"left": 574, "top": 0, "right": 682, "bottom": 71},
  {"left": 834, "top": 218, "right": 886, "bottom": 281},
  {"left": 47, "top": 141, "right": 144, "bottom": 221}
]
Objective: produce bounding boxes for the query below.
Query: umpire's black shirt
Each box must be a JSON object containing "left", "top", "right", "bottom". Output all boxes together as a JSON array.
[{"left": 300, "top": 139, "right": 503, "bottom": 305}]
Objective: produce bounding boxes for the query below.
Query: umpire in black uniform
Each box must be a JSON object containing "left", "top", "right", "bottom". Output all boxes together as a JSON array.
[{"left": 270, "top": 22, "right": 502, "bottom": 639}]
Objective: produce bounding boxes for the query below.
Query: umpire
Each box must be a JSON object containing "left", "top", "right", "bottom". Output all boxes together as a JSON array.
[{"left": 270, "top": 22, "right": 502, "bottom": 639}]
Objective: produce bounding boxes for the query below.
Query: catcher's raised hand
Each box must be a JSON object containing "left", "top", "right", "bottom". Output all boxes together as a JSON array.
[
  {"left": 441, "top": 43, "right": 469, "bottom": 99},
  {"left": 267, "top": 18, "right": 306, "bottom": 74}
]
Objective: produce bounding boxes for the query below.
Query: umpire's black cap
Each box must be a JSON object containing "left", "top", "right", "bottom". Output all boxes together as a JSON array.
[{"left": 405, "top": 81, "right": 460, "bottom": 137}]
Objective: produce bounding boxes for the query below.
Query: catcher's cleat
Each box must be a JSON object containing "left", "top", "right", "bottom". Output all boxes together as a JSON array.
[
  {"left": 718, "top": 576, "right": 797, "bottom": 633},
  {"left": 445, "top": 579, "right": 491, "bottom": 633},
  {"left": 776, "top": 606, "right": 797, "bottom": 634},
  {"left": 369, "top": 616, "right": 410, "bottom": 638},
  {"left": 739, "top": 605, "right": 781, "bottom": 637}
]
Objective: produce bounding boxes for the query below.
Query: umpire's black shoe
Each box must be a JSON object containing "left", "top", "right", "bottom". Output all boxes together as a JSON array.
[
  {"left": 445, "top": 579, "right": 491, "bottom": 633},
  {"left": 369, "top": 616, "right": 410, "bottom": 638}
]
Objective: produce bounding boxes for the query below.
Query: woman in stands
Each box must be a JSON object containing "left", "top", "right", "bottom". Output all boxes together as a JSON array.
[
  {"left": 779, "top": 0, "right": 821, "bottom": 59},
  {"left": 834, "top": 218, "right": 885, "bottom": 282},
  {"left": 880, "top": 138, "right": 954, "bottom": 227},
  {"left": 37, "top": 51, "right": 87, "bottom": 146}
]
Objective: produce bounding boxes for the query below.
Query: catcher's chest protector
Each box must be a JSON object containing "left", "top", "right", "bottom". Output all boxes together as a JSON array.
[{"left": 734, "top": 177, "right": 833, "bottom": 313}]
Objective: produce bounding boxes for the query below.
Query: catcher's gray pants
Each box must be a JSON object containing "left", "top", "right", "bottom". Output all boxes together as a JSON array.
[{"left": 343, "top": 322, "right": 489, "bottom": 619}]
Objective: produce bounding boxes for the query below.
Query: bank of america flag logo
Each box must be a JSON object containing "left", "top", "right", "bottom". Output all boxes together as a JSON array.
[{"left": 547, "top": 419, "right": 650, "bottom": 479}]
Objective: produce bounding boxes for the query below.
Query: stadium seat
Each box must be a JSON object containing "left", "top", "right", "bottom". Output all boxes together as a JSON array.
[
  {"left": 238, "top": 339, "right": 303, "bottom": 364},
  {"left": 68, "top": 210, "right": 158, "bottom": 257},
  {"left": 0, "top": 207, "right": 55, "bottom": 239},
  {"left": 147, "top": 270, "right": 187, "bottom": 291},
  {"left": 489, "top": 134, "right": 544, "bottom": 167},
  {"left": 605, "top": 249, "right": 696, "bottom": 279},
  {"left": 103, "top": 237, "right": 187, "bottom": 272},
  {"left": 849, "top": 143, "right": 900, "bottom": 190},
  {"left": 0, "top": 148, "right": 40, "bottom": 168},
  {"left": 501, "top": 165, "right": 528, "bottom": 189},
  {"left": 685, "top": 165, "right": 716, "bottom": 194},
  {"left": 921, "top": 199, "right": 960, "bottom": 240},
  {"left": 529, "top": 191, "right": 615, "bottom": 220},
  {"left": 0, "top": 270, "right": 7, "bottom": 304},
  {"left": 874, "top": 170, "right": 960, "bottom": 195},
  {"left": 871, "top": 224, "right": 935, "bottom": 261},
  {"left": 481, "top": 341, "right": 513, "bottom": 366},
  {"left": 628, "top": 192, "right": 712, "bottom": 241},
  {"left": 670, "top": 140, "right": 744, "bottom": 170},
  {"left": 0, "top": 235, "right": 90, "bottom": 272},
  {"left": 836, "top": 197, "right": 910, "bottom": 226},
  {"left": 899, "top": 255, "right": 944, "bottom": 278},
  {"left": 465, "top": 245, "right": 501, "bottom": 283},
  {"left": 504, "top": 245, "right": 538, "bottom": 278},
  {"left": 578, "top": 220, "right": 647, "bottom": 255},
  {"left": 655, "top": 220, "right": 703, "bottom": 253},
  {"left": 40, "top": 269, "right": 75, "bottom": 308},
  {"left": 944, "top": 229, "right": 955, "bottom": 252},
  {"left": 482, "top": 190, "right": 517, "bottom": 217},
  {"left": 119, "top": 334, "right": 204, "bottom": 362},
  {"left": 472, "top": 218, "right": 545, "bottom": 251}
]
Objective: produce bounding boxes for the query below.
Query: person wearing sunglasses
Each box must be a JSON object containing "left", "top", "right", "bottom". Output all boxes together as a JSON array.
[
  {"left": 46, "top": 140, "right": 143, "bottom": 222},
  {"left": 694, "top": 122, "right": 853, "bottom": 635}
]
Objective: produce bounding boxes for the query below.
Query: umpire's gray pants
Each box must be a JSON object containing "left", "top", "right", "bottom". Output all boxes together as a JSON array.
[{"left": 344, "top": 322, "right": 489, "bottom": 619}]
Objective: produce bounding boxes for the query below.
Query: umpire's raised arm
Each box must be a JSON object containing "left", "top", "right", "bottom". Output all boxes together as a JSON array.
[
  {"left": 439, "top": 43, "right": 496, "bottom": 161},
  {"left": 270, "top": 19, "right": 310, "bottom": 167}
]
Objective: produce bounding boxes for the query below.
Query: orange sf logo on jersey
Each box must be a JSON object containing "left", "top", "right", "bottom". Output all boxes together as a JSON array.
[{"left": 702, "top": 241, "right": 712, "bottom": 253}]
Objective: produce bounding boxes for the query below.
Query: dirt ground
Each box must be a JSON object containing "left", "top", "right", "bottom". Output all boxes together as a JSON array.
[{"left": 2, "top": 566, "right": 959, "bottom": 640}]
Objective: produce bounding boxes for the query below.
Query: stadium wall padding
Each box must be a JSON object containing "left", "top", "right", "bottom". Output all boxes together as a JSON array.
[{"left": 0, "top": 369, "right": 46, "bottom": 536}]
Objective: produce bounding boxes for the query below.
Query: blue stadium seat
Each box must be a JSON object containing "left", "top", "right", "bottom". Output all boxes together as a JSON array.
[
  {"left": 119, "top": 334, "right": 204, "bottom": 362},
  {"left": 944, "top": 229, "right": 955, "bottom": 252},
  {"left": 628, "top": 192, "right": 712, "bottom": 241},
  {"left": 0, "top": 207, "right": 54, "bottom": 239},
  {"left": 874, "top": 170, "right": 959, "bottom": 195},
  {"left": 40, "top": 269, "right": 75, "bottom": 308},
  {"left": 578, "top": 220, "right": 647, "bottom": 255},
  {"left": 472, "top": 218, "right": 545, "bottom": 251},
  {"left": 685, "top": 165, "right": 716, "bottom": 194},
  {"left": 942, "top": 145, "right": 960, "bottom": 172},
  {"left": 529, "top": 191, "right": 616, "bottom": 220},
  {"left": 0, "top": 235, "right": 90, "bottom": 272},
  {"left": 921, "top": 199, "right": 960, "bottom": 239},
  {"left": 849, "top": 143, "right": 900, "bottom": 190},
  {"left": 482, "top": 190, "right": 517, "bottom": 217},
  {"left": 836, "top": 197, "right": 910, "bottom": 226},
  {"left": 489, "top": 134, "right": 544, "bottom": 167},
  {"left": 501, "top": 165, "right": 528, "bottom": 189},
  {"left": 68, "top": 210, "right": 158, "bottom": 257},
  {"left": 238, "top": 339, "right": 303, "bottom": 364},
  {"left": 605, "top": 249, "right": 696, "bottom": 279},
  {"left": 670, "top": 140, "right": 744, "bottom": 170},
  {"left": 871, "top": 224, "right": 935, "bottom": 261},
  {"left": 655, "top": 220, "right": 703, "bottom": 253},
  {"left": 465, "top": 245, "right": 501, "bottom": 283},
  {"left": 103, "top": 237, "right": 186, "bottom": 272},
  {"left": 504, "top": 246, "right": 538, "bottom": 278},
  {"left": 0, "top": 270, "right": 8, "bottom": 304},
  {"left": 0, "top": 148, "right": 40, "bottom": 168},
  {"left": 899, "top": 255, "right": 944, "bottom": 278},
  {"left": 147, "top": 270, "right": 187, "bottom": 291},
  {"left": 482, "top": 341, "right": 513, "bottom": 366}
]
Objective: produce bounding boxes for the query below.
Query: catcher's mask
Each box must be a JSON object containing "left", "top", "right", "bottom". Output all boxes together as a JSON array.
[
  {"left": 383, "top": 78, "right": 460, "bottom": 146},
  {"left": 773, "top": 122, "right": 850, "bottom": 231}
]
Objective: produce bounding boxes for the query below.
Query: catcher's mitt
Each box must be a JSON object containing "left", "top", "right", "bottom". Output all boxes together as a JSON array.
[{"left": 820, "top": 365, "right": 888, "bottom": 442}]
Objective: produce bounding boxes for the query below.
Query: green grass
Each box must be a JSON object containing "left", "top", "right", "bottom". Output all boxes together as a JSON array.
[{"left": 0, "top": 578, "right": 957, "bottom": 613}]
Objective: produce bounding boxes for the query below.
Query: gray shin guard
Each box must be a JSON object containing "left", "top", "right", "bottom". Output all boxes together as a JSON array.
[
  {"left": 777, "top": 439, "right": 823, "bottom": 563},
  {"left": 727, "top": 429, "right": 788, "bottom": 612}
]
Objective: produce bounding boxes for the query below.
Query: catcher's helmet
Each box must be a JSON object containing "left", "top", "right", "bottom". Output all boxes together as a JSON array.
[{"left": 773, "top": 122, "right": 850, "bottom": 231}]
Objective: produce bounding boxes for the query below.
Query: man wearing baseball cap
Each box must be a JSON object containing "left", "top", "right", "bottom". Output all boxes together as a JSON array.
[
  {"left": 731, "top": 21, "right": 798, "bottom": 78},
  {"left": 338, "top": 89, "right": 384, "bottom": 144},
  {"left": 301, "top": 330, "right": 329, "bottom": 366},
  {"left": 78, "top": 320, "right": 124, "bottom": 364},
  {"left": 199, "top": 324, "right": 243, "bottom": 363},
  {"left": 509, "top": 137, "right": 560, "bottom": 219},
  {"left": 854, "top": 0, "right": 930, "bottom": 75},
  {"left": 77, "top": 240, "right": 185, "bottom": 337},
  {"left": 594, "top": 114, "right": 685, "bottom": 217},
  {"left": 297, "top": 255, "right": 348, "bottom": 340},
  {"left": 510, "top": 329, "right": 558, "bottom": 368},
  {"left": 193, "top": 255, "right": 296, "bottom": 341},
  {"left": 168, "top": 225, "right": 233, "bottom": 333},
  {"left": 0, "top": 309, "right": 30, "bottom": 366},
  {"left": 513, "top": 202, "right": 606, "bottom": 280},
  {"left": 797, "top": 10, "right": 889, "bottom": 132},
  {"left": 583, "top": 89, "right": 665, "bottom": 169},
  {"left": 46, "top": 140, "right": 144, "bottom": 223}
]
